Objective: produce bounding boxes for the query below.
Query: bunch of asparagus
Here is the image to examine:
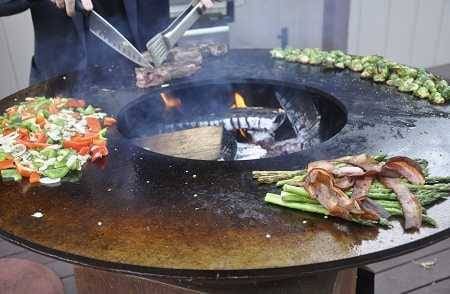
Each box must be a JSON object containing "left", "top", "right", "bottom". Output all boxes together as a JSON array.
[
  {"left": 253, "top": 170, "right": 450, "bottom": 227},
  {"left": 271, "top": 48, "right": 450, "bottom": 104}
]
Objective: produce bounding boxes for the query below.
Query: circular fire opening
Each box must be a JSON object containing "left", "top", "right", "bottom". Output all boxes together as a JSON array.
[{"left": 118, "top": 80, "right": 347, "bottom": 161}]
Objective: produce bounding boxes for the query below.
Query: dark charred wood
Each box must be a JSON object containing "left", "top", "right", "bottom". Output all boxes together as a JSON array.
[
  {"left": 275, "top": 91, "right": 321, "bottom": 140},
  {"left": 146, "top": 107, "right": 286, "bottom": 144}
]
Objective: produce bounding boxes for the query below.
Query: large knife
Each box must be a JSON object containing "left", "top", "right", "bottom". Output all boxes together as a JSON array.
[{"left": 77, "top": 2, "right": 152, "bottom": 68}]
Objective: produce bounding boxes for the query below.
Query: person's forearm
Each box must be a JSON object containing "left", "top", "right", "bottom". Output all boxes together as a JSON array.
[{"left": 0, "top": 0, "right": 33, "bottom": 17}]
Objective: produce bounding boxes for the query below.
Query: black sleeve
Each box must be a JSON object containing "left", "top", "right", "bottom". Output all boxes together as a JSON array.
[{"left": 0, "top": 0, "right": 33, "bottom": 16}]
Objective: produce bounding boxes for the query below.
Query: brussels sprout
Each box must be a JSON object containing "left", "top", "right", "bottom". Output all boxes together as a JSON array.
[
  {"left": 442, "top": 86, "right": 450, "bottom": 101},
  {"left": 350, "top": 59, "right": 364, "bottom": 72},
  {"left": 398, "top": 78, "right": 419, "bottom": 92},
  {"left": 436, "top": 80, "right": 448, "bottom": 92},
  {"left": 430, "top": 92, "right": 445, "bottom": 104},
  {"left": 414, "top": 87, "right": 430, "bottom": 99},
  {"left": 271, "top": 48, "right": 286, "bottom": 59}
]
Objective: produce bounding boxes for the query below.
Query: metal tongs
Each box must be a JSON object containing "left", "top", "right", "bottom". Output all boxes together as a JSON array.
[{"left": 146, "top": 0, "right": 214, "bottom": 67}]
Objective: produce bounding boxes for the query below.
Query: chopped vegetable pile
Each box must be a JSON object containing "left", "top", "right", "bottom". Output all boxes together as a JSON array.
[
  {"left": 271, "top": 48, "right": 450, "bottom": 104},
  {"left": 253, "top": 154, "right": 450, "bottom": 230},
  {"left": 0, "top": 97, "right": 116, "bottom": 184}
]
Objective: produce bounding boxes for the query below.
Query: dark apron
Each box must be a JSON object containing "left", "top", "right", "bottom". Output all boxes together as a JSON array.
[{"left": 28, "top": 0, "right": 169, "bottom": 84}]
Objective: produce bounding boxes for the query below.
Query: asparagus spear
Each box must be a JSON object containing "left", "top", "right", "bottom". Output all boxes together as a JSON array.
[
  {"left": 265, "top": 193, "right": 388, "bottom": 227},
  {"left": 252, "top": 170, "right": 305, "bottom": 183}
]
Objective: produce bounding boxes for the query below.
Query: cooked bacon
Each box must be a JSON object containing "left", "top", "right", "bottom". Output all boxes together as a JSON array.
[
  {"left": 333, "top": 166, "right": 366, "bottom": 177},
  {"left": 307, "top": 160, "right": 335, "bottom": 173},
  {"left": 308, "top": 160, "right": 366, "bottom": 177},
  {"left": 361, "top": 198, "right": 391, "bottom": 220},
  {"left": 379, "top": 177, "right": 422, "bottom": 230},
  {"left": 304, "top": 168, "right": 363, "bottom": 218},
  {"left": 334, "top": 176, "right": 354, "bottom": 190},
  {"left": 382, "top": 156, "right": 425, "bottom": 185},
  {"left": 352, "top": 176, "right": 390, "bottom": 220},
  {"left": 335, "top": 154, "right": 383, "bottom": 174}
]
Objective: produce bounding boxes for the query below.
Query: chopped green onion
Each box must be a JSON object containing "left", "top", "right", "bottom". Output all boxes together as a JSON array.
[{"left": 1, "top": 169, "right": 22, "bottom": 182}]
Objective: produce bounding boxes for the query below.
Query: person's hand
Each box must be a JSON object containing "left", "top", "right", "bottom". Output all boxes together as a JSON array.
[
  {"left": 199, "top": 0, "right": 214, "bottom": 9},
  {"left": 50, "top": 0, "right": 93, "bottom": 17}
]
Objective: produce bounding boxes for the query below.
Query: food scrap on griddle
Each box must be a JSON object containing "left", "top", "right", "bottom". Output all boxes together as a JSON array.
[
  {"left": 253, "top": 154, "right": 450, "bottom": 230},
  {"left": 0, "top": 97, "right": 116, "bottom": 184}
]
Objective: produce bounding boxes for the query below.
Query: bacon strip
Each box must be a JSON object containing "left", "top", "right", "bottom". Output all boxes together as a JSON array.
[
  {"left": 379, "top": 177, "right": 422, "bottom": 230},
  {"left": 352, "top": 176, "right": 390, "bottom": 220},
  {"left": 334, "top": 176, "right": 354, "bottom": 190},
  {"left": 335, "top": 154, "right": 383, "bottom": 174},
  {"left": 304, "top": 169, "right": 363, "bottom": 218},
  {"left": 308, "top": 160, "right": 366, "bottom": 177},
  {"left": 382, "top": 157, "right": 425, "bottom": 185}
]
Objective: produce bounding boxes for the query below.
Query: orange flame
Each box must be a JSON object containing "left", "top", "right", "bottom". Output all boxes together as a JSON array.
[
  {"left": 160, "top": 93, "right": 182, "bottom": 110},
  {"left": 231, "top": 92, "right": 248, "bottom": 138},
  {"left": 231, "top": 92, "right": 248, "bottom": 109}
]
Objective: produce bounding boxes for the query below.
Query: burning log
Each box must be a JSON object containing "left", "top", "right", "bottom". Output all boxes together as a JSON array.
[
  {"left": 149, "top": 107, "right": 286, "bottom": 144},
  {"left": 136, "top": 43, "right": 228, "bottom": 88},
  {"left": 275, "top": 91, "right": 321, "bottom": 141}
]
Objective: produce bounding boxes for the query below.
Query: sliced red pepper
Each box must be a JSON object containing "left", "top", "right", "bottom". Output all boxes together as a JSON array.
[
  {"left": 90, "top": 145, "right": 108, "bottom": 161},
  {"left": 36, "top": 114, "right": 46, "bottom": 126},
  {"left": 3, "top": 129, "right": 14, "bottom": 136},
  {"left": 29, "top": 172, "right": 40, "bottom": 184},
  {"left": 0, "top": 159, "right": 15, "bottom": 170},
  {"left": 49, "top": 103, "right": 58, "bottom": 114},
  {"left": 79, "top": 146, "right": 90, "bottom": 155},
  {"left": 15, "top": 161, "right": 34, "bottom": 177},
  {"left": 17, "top": 140, "right": 49, "bottom": 149},
  {"left": 103, "top": 117, "right": 117, "bottom": 127},
  {"left": 92, "top": 138, "right": 106, "bottom": 146},
  {"left": 67, "top": 99, "right": 86, "bottom": 108},
  {"left": 35, "top": 132, "right": 48, "bottom": 144},
  {"left": 86, "top": 117, "right": 101, "bottom": 132},
  {"left": 18, "top": 128, "right": 29, "bottom": 140},
  {"left": 63, "top": 140, "right": 89, "bottom": 152}
]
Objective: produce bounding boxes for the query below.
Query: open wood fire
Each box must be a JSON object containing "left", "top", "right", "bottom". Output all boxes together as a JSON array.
[{"left": 122, "top": 82, "right": 345, "bottom": 161}]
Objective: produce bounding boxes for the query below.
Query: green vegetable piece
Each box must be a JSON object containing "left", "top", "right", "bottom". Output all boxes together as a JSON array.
[
  {"left": 0, "top": 151, "right": 6, "bottom": 161},
  {"left": 442, "top": 86, "right": 450, "bottom": 101},
  {"left": 436, "top": 80, "right": 448, "bottom": 92},
  {"left": 82, "top": 105, "right": 95, "bottom": 115},
  {"left": 423, "top": 79, "right": 436, "bottom": 91},
  {"left": 350, "top": 59, "right": 364, "bottom": 72},
  {"left": 43, "top": 167, "right": 70, "bottom": 179},
  {"left": 99, "top": 128, "right": 108, "bottom": 140},
  {"left": 322, "top": 56, "right": 336, "bottom": 68},
  {"left": 414, "top": 87, "right": 430, "bottom": 99},
  {"left": 270, "top": 48, "right": 286, "bottom": 59},
  {"left": 335, "top": 61, "right": 345, "bottom": 69},
  {"left": 297, "top": 53, "right": 310, "bottom": 64},
  {"left": 21, "top": 119, "right": 38, "bottom": 132},
  {"left": 398, "top": 78, "right": 419, "bottom": 92},
  {"left": 40, "top": 148, "right": 57, "bottom": 159},
  {"left": 1, "top": 169, "right": 22, "bottom": 182},
  {"left": 430, "top": 92, "right": 445, "bottom": 104},
  {"left": 361, "top": 65, "right": 375, "bottom": 79},
  {"left": 57, "top": 149, "right": 71, "bottom": 158}
]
